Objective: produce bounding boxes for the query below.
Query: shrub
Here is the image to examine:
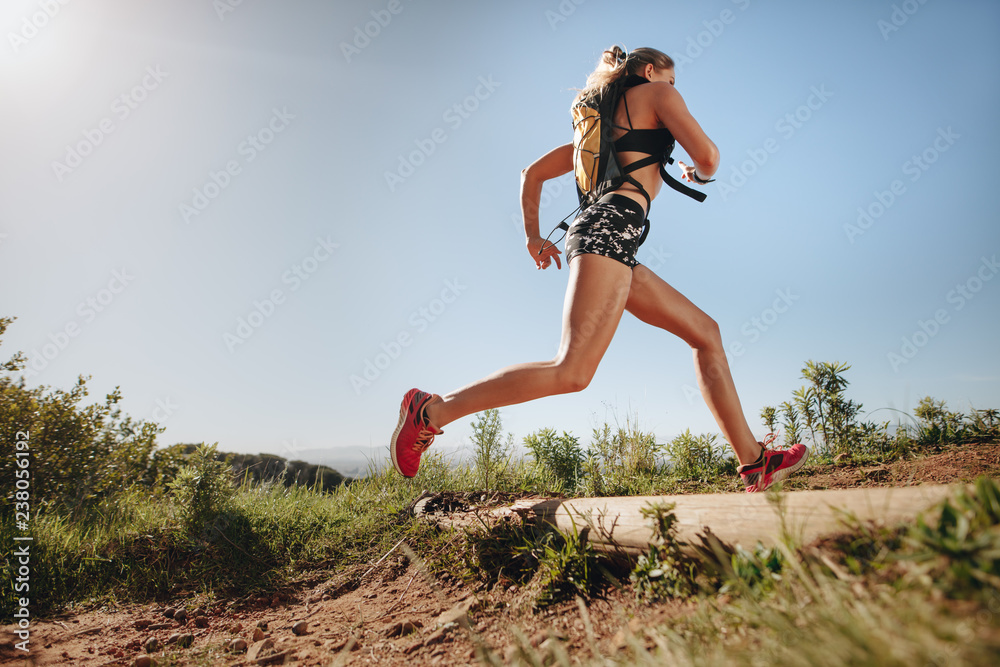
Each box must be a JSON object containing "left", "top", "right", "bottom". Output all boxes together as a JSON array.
[
  {"left": 469, "top": 409, "right": 514, "bottom": 492},
  {"left": 587, "top": 416, "right": 661, "bottom": 495},
  {"left": 523, "top": 428, "right": 585, "bottom": 493},
  {"left": 0, "top": 318, "right": 161, "bottom": 515},
  {"left": 167, "top": 443, "right": 236, "bottom": 536},
  {"left": 663, "top": 429, "right": 734, "bottom": 480}
]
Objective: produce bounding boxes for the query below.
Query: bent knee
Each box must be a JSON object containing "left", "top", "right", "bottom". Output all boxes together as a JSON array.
[
  {"left": 553, "top": 362, "right": 595, "bottom": 394},
  {"left": 690, "top": 315, "right": 724, "bottom": 353}
]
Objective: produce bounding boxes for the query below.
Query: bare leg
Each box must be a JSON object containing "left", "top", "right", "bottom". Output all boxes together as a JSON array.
[
  {"left": 625, "top": 265, "right": 761, "bottom": 465},
  {"left": 425, "top": 254, "right": 633, "bottom": 428}
]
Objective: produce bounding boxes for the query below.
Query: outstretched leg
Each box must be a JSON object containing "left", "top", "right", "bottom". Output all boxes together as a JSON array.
[
  {"left": 425, "top": 254, "right": 634, "bottom": 428},
  {"left": 625, "top": 264, "right": 762, "bottom": 465}
]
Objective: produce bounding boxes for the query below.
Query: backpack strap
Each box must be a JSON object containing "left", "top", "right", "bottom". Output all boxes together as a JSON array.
[{"left": 659, "top": 158, "right": 708, "bottom": 203}]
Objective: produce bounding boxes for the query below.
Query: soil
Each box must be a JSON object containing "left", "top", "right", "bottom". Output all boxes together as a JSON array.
[{"left": 3, "top": 440, "right": 998, "bottom": 667}]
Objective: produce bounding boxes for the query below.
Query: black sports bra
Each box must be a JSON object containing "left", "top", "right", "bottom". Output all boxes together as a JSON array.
[{"left": 612, "top": 75, "right": 675, "bottom": 162}]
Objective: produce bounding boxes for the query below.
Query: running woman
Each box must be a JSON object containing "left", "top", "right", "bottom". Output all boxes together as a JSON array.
[{"left": 390, "top": 46, "right": 808, "bottom": 493}]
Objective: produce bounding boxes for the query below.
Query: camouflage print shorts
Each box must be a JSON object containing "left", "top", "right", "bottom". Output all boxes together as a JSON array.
[{"left": 565, "top": 194, "right": 647, "bottom": 269}]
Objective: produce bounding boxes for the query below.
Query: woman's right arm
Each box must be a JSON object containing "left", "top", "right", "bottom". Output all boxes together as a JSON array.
[{"left": 521, "top": 143, "right": 573, "bottom": 270}]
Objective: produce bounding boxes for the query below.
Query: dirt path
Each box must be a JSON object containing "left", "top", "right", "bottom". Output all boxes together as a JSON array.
[{"left": 3, "top": 441, "right": 998, "bottom": 666}]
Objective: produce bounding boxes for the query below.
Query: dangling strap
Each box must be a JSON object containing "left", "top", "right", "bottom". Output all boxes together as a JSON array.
[{"left": 659, "top": 160, "right": 708, "bottom": 203}]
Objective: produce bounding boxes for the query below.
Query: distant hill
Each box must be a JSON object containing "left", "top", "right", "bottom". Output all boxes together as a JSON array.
[{"left": 164, "top": 444, "right": 354, "bottom": 491}]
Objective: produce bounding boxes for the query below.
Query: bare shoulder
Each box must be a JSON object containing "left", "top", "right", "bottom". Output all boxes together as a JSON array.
[{"left": 637, "top": 81, "right": 685, "bottom": 106}]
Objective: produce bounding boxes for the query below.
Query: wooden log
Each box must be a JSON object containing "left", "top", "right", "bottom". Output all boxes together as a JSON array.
[{"left": 505, "top": 484, "right": 962, "bottom": 553}]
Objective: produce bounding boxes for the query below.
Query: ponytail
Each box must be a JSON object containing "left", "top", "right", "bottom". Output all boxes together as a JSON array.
[{"left": 574, "top": 45, "right": 675, "bottom": 105}]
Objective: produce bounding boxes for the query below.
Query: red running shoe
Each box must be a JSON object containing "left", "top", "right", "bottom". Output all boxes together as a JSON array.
[
  {"left": 390, "top": 388, "right": 443, "bottom": 477},
  {"left": 738, "top": 435, "right": 809, "bottom": 493}
]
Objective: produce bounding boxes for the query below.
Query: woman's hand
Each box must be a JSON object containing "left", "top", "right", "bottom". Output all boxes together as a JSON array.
[
  {"left": 526, "top": 236, "right": 562, "bottom": 270},
  {"left": 678, "top": 160, "right": 703, "bottom": 184}
]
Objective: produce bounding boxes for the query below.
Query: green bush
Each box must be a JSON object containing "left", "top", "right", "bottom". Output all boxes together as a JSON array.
[
  {"left": 0, "top": 318, "right": 161, "bottom": 515},
  {"left": 663, "top": 429, "right": 735, "bottom": 480},
  {"left": 630, "top": 503, "right": 697, "bottom": 601},
  {"left": 587, "top": 417, "right": 661, "bottom": 496},
  {"left": 523, "top": 427, "right": 585, "bottom": 493},
  {"left": 167, "top": 443, "right": 236, "bottom": 536},
  {"left": 469, "top": 409, "right": 514, "bottom": 493}
]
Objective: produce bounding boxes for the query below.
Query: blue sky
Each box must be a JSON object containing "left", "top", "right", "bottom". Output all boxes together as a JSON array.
[{"left": 2, "top": 0, "right": 998, "bottom": 475}]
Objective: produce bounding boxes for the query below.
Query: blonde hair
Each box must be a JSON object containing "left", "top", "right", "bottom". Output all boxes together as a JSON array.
[{"left": 575, "top": 45, "right": 675, "bottom": 105}]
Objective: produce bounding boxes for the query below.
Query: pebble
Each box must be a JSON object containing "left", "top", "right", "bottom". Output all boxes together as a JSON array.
[
  {"left": 292, "top": 621, "right": 308, "bottom": 636},
  {"left": 172, "top": 609, "right": 188, "bottom": 623},
  {"left": 133, "top": 656, "right": 152, "bottom": 667},
  {"left": 246, "top": 638, "right": 275, "bottom": 662},
  {"left": 229, "top": 638, "right": 248, "bottom": 653},
  {"left": 194, "top": 616, "right": 209, "bottom": 628},
  {"left": 163, "top": 607, "right": 176, "bottom": 618},
  {"left": 177, "top": 633, "right": 194, "bottom": 648},
  {"left": 143, "top": 636, "right": 159, "bottom": 653},
  {"left": 253, "top": 626, "right": 266, "bottom": 642}
]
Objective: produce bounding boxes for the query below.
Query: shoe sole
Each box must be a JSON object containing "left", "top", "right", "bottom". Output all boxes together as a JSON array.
[
  {"left": 389, "top": 395, "right": 411, "bottom": 477},
  {"left": 762, "top": 445, "right": 810, "bottom": 490}
]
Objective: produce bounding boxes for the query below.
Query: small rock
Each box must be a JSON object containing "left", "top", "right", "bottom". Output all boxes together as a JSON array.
[
  {"left": 253, "top": 626, "right": 266, "bottom": 642},
  {"left": 133, "top": 656, "right": 153, "bottom": 667},
  {"left": 133, "top": 619, "right": 152, "bottom": 630},
  {"left": 292, "top": 621, "right": 308, "bottom": 636},
  {"left": 246, "top": 638, "right": 275, "bottom": 662},
  {"left": 192, "top": 607, "right": 206, "bottom": 617},
  {"left": 257, "top": 620, "right": 269, "bottom": 631},
  {"left": 384, "top": 620, "right": 421, "bottom": 638},
  {"left": 229, "top": 622, "right": 243, "bottom": 634},
  {"left": 172, "top": 609, "right": 188, "bottom": 623},
  {"left": 256, "top": 650, "right": 290, "bottom": 665},
  {"left": 229, "top": 638, "right": 248, "bottom": 653},
  {"left": 177, "top": 633, "right": 194, "bottom": 648},
  {"left": 166, "top": 633, "right": 180, "bottom": 645},
  {"left": 271, "top": 596, "right": 281, "bottom": 608},
  {"left": 143, "top": 637, "right": 159, "bottom": 653},
  {"left": 163, "top": 607, "right": 176, "bottom": 618},
  {"left": 194, "top": 616, "right": 209, "bottom": 628}
]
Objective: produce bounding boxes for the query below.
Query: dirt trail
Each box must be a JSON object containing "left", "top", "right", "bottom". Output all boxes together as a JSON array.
[{"left": 3, "top": 441, "right": 998, "bottom": 666}]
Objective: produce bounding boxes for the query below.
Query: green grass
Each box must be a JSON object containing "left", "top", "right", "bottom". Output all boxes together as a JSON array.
[{"left": 476, "top": 478, "right": 1000, "bottom": 667}]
